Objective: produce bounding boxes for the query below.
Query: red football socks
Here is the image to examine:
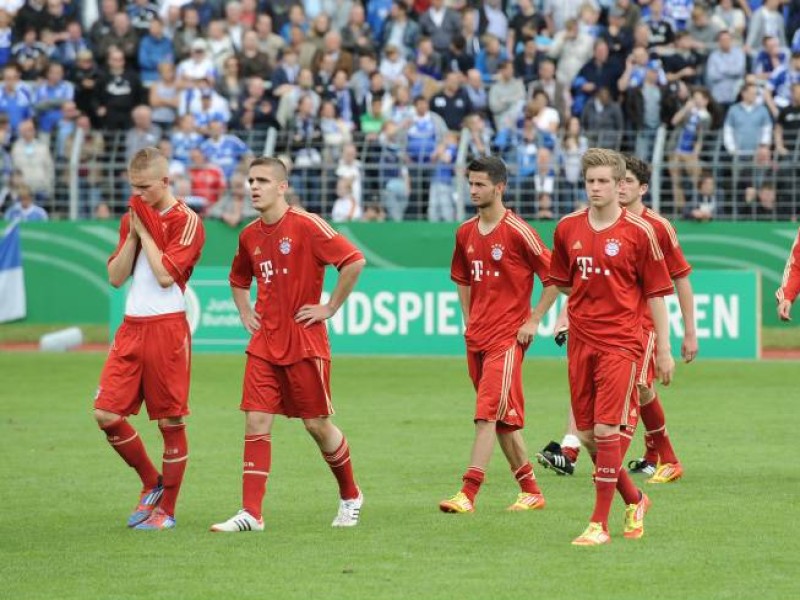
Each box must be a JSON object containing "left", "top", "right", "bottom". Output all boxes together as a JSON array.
[
  {"left": 242, "top": 433, "right": 271, "bottom": 520},
  {"left": 323, "top": 437, "right": 359, "bottom": 500},
  {"left": 461, "top": 466, "right": 485, "bottom": 502},
  {"left": 159, "top": 423, "right": 188, "bottom": 517},
  {"left": 562, "top": 445, "right": 580, "bottom": 464},
  {"left": 617, "top": 428, "right": 641, "bottom": 504},
  {"left": 591, "top": 433, "right": 621, "bottom": 529},
  {"left": 641, "top": 396, "right": 679, "bottom": 464},
  {"left": 513, "top": 462, "right": 541, "bottom": 494},
  {"left": 101, "top": 417, "right": 160, "bottom": 489}
]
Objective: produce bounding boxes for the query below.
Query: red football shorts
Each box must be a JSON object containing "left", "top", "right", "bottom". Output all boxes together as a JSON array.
[
  {"left": 467, "top": 343, "right": 526, "bottom": 431},
  {"left": 241, "top": 354, "right": 333, "bottom": 419},
  {"left": 95, "top": 313, "right": 191, "bottom": 420},
  {"left": 638, "top": 329, "right": 657, "bottom": 388},
  {"left": 567, "top": 337, "right": 639, "bottom": 432}
]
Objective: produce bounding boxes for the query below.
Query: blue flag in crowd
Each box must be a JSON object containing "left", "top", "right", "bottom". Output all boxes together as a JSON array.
[{"left": 0, "top": 221, "right": 26, "bottom": 322}]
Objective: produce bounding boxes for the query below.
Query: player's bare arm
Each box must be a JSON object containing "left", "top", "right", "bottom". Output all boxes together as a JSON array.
[
  {"left": 674, "top": 276, "right": 698, "bottom": 362},
  {"left": 456, "top": 284, "right": 470, "bottom": 327},
  {"left": 556, "top": 286, "right": 572, "bottom": 296},
  {"left": 108, "top": 213, "right": 139, "bottom": 287},
  {"left": 778, "top": 298, "right": 793, "bottom": 321},
  {"left": 648, "top": 296, "right": 675, "bottom": 385},
  {"left": 131, "top": 211, "right": 176, "bottom": 288},
  {"left": 518, "top": 285, "right": 559, "bottom": 345},
  {"left": 232, "top": 285, "right": 261, "bottom": 334},
  {"left": 296, "top": 258, "right": 366, "bottom": 327}
]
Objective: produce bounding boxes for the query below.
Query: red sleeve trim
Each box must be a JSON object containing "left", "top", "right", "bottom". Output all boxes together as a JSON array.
[
  {"left": 670, "top": 266, "right": 692, "bottom": 280},
  {"left": 229, "top": 276, "right": 252, "bottom": 289},
  {"left": 335, "top": 250, "right": 365, "bottom": 270},
  {"left": 451, "top": 274, "right": 470, "bottom": 285}
]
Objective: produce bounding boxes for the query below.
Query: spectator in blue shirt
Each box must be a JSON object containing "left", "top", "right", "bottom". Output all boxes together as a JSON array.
[
  {"left": 4, "top": 184, "right": 48, "bottom": 222},
  {"left": 138, "top": 18, "right": 174, "bottom": 86},
  {"left": 199, "top": 118, "right": 251, "bottom": 181},
  {"left": 0, "top": 64, "right": 33, "bottom": 135},
  {"left": 34, "top": 62, "right": 74, "bottom": 134}
]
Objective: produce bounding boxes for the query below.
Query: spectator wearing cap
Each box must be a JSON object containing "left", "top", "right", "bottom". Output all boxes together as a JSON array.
[
  {"left": 706, "top": 29, "right": 746, "bottom": 112},
  {"left": 548, "top": 18, "right": 594, "bottom": 86},
  {"left": 381, "top": 1, "right": 420, "bottom": 61},
  {"left": 138, "top": 17, "right": 175, "bottom": 86},
  {"left": 177, "top": 38, "right": 217, "bottom": 82},
  {"left": 96, "top": 48, "right": 143, "bottom": 129},
  {"left": 0, "top": 64, "right": 33, "bottom": 136},
  {"left": 419, "top": 0, "right": 462, "bottom": 58},
  {"left": 127, "top": 0, "right": 160, "bottom": 37},
  {"left": 199, "top": 118, "right": 252, "bottom": 181},
  {"left": 188, "top": 86, "right": 230, "bottom": 134}
]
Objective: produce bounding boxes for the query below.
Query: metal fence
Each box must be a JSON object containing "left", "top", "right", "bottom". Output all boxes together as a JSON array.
[{"left": 17, "top": 125, "right": 800, "bottom": 222}]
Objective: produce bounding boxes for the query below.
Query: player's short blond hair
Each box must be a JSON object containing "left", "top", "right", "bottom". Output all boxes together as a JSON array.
[
  {"left": 250, "top": 156, "right": 288, "bottom": 181},
  {"left": 128, "top": 147, "right": 168, "bottom": 178},
  {"left": 581, "top": 148, "right": 625, "bottom": 181}
]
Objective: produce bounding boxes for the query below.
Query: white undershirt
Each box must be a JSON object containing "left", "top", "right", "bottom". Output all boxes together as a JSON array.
[{"left": 125, "top": 250, "right": 185, "bottom": 317}]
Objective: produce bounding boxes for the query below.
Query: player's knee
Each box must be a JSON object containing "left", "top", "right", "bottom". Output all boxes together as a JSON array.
[
  {"left": 158, "top": 416, "right": 184, "bottom": 429},
  {"left": 576, "top": 430, "right": 595, "bottom": 452},
  {"left": 93, "top": 409, "right": 118, "bottom": 427},
  {"left": 638, "top": 386, "right": 655, "bottom": 405},
  {"left": 303, "top": 418, "right": 329, "bottom": 441}
]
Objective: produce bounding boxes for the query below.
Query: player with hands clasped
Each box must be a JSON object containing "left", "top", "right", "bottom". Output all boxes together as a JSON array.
[
  {"left": 93, "top": 147, "right": 205, "bottom": 531},
  {"left": 211, "top": 157, "right": 366, "bottom": 533}
]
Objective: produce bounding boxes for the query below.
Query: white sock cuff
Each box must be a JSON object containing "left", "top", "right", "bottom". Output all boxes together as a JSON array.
[{"left": 561, "top": 434, "right": 581, "bottom": 449}]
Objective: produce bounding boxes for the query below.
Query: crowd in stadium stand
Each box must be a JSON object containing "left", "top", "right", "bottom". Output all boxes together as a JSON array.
[{"left": 1, "top": 0, "right": 800, "bottom": 223}]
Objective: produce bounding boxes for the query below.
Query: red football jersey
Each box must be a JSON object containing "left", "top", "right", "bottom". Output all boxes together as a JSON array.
[
  {"left": 229, "top": 207, "right": 364, "bottom": 365},
  {"left": 109, "top": 201, "right": 205, "bottom": 291},
  {"left": 549, "top": 208, "right": 673, "bottom": 358},
  {"left": 638, "top": 208, "right": 692, "bottom": 331},
  {"left": 777, "top": 227, "right": 800, "bottom": 303},
  {"left": 450, "top": 210, "right": 552, "bottom": 353}
]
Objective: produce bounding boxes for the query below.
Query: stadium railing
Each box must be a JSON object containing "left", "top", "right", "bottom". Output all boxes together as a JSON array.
[{"left": 53, "top": 126, "right": 800, "bottom": 222}]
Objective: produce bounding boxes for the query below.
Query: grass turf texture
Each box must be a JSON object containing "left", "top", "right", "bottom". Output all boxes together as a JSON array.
[{"left": 1, "top": 354, "right": 797, "bottom": 600}]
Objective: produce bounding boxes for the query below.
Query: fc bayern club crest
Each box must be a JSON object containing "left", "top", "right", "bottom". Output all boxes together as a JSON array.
[
  {"left": 279, "top": 237, "right": 292, "bottom": 255},
  {"left": 491, "top": 243, "right": 504, "bottom": 261},
  {"left": 604, "top": 238, "right": 621, "bottom": 256}
]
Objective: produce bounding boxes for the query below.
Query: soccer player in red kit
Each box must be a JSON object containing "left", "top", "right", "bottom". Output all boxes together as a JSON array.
[
  {"left": 210, "top": 157, "right": 366, "bottom": 533},
  {"left": 619, "top": 155, "right": 696, "bottom": 483},
  {"left": 777, "top": 227, "right": 800, "bottom": 321},
  {"left": 93, "top": 147, "right": 205, "bottom": 530},
  {"left": 439, "top": 155, "right": 559, "bottom": 514},
  {"left": 549, "top": 149, "right": 674, "bottom": 545},
  {"left": 538, "top": 156, "right": 697, "bottom": 484}
]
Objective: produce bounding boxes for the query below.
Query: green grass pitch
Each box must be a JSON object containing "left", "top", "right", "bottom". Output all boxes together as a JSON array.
[{"left": 1, "top": 353, "right": 798, "bottom": 600}]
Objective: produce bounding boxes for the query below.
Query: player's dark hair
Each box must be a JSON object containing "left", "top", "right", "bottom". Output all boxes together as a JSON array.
[
  {"left": 467, "top": 156, "right": 508, "bottom": 185},
  {"left": 623, "top": 154, "right": 651, "bottom": 186},
  {"left": 250, "top": 156, "right": 288, "bottom": 181}
]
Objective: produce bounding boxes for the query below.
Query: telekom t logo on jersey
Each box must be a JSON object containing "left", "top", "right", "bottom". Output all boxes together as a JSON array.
[
  {"left": 471, "top": 260, "right": 484, "bottom": 281},
  {"left": 259, "top": 260, "right": 274, "bottom": 283},
  {"left": 576, "top": 256, "right": 612, "bottom": 280}
]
